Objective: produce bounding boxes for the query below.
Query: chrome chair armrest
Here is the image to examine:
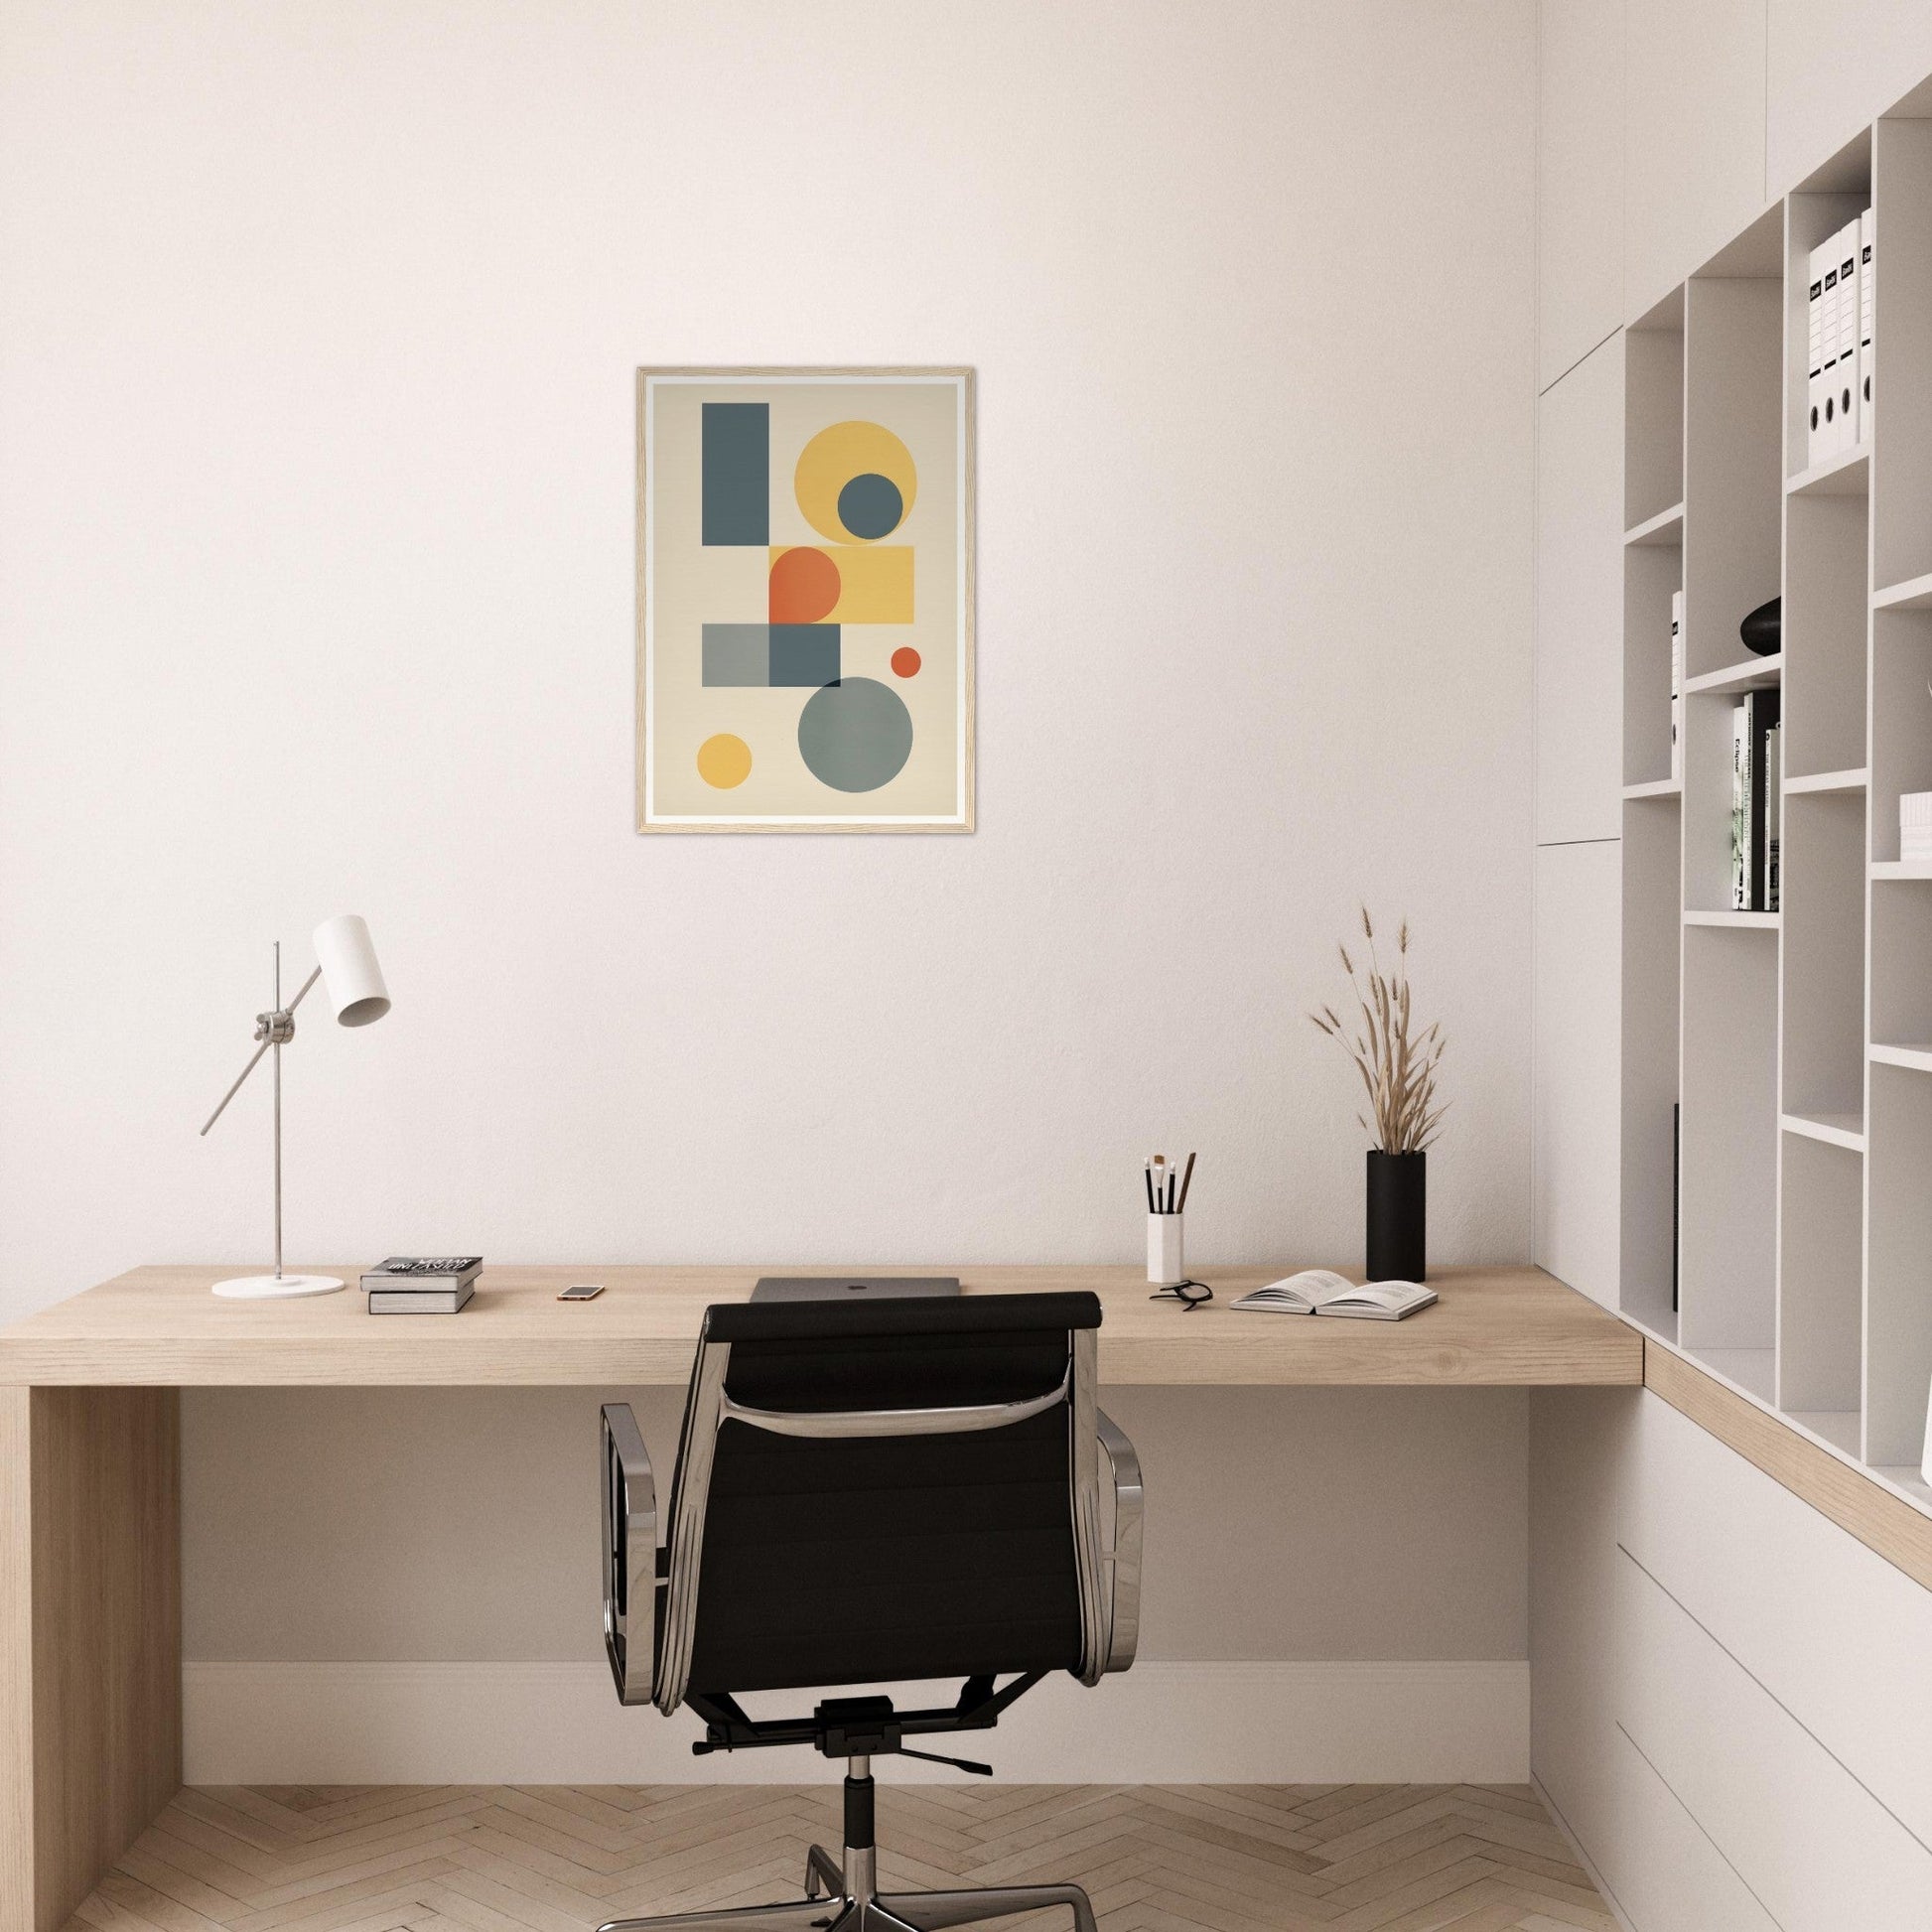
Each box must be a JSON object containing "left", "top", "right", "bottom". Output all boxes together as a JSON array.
[
  {"left": 1095, "top": 1408, "right": 1143, "bottom": 1672},
  {"left": 601, "top": 1403, "right": 658, "bottom": 1707}
]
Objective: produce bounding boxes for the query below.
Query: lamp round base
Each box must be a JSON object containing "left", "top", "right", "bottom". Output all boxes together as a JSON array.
[{"left": 210, "top": 1273, "right": 345, "bottom": 1300}]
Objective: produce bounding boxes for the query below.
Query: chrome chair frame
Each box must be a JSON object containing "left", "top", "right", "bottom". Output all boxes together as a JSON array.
[{"left": 597, "top": 1321, "right": 1143, "bottom": 1932}]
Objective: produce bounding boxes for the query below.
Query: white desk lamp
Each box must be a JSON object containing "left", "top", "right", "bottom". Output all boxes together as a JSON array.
[{"left": 200, "top": 914, "right": 390, "bottom": 1299}]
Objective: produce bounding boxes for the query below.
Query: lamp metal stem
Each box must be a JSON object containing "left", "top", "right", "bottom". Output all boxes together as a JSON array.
[{"left": 272, "top": 942, "right": 283, "bottom": 1281}]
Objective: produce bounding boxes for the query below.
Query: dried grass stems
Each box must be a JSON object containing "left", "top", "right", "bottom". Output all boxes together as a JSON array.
[{"left": 1310, "top": 907, "right": 1449, "bottom": 1154}]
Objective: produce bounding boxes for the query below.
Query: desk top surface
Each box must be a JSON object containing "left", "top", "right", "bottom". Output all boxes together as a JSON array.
[{"left": 0, "top": 1263, "right": 1640, "bottom": 1387}]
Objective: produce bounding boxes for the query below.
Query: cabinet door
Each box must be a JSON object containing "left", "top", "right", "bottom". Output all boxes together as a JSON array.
[
  {"left": 1534, "top": 840, "right": 1621, "bottom": 1306},
  {"left": 1768, "top": 1, "right": 1932, "bottom": 195},
  {"left": 1537, "top": 338, "right": 1624, "bottom": 845},
  {"left": 1538, "top": 0, "right": 1624, "bottom": 388},
  {"left": 1625, "top": 0, "right": 1768, "bottom": 316}
]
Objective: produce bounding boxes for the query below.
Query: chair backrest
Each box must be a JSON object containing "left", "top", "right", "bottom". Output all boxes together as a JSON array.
[{"left": 652, "top": 1291, "right": 1106, "bottom": 1713}]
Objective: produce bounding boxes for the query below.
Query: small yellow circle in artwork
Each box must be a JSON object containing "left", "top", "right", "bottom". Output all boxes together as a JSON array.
[{"left": 696, "top": 733, "right": 753, "bottom": 789}]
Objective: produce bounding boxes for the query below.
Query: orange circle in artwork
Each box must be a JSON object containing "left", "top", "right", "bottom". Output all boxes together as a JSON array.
[
  {"left": 891, "top": 646, "right": 921, "bottom": 678},
  {"left": 768, "top": 546, "right": 841, "bottom": 623}
]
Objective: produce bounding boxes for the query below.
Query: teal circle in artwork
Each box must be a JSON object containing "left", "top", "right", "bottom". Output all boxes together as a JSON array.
[
  {"left": 837, "top": 473, "right": 904, "bottom": 540},
  {"left": 796, "top": 676, "right": 913, "bottom": 792}
]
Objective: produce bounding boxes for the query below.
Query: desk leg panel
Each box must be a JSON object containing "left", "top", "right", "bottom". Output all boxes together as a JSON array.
[{"left": 0, "top": 1387, "right": 182, "bottom": 1932}]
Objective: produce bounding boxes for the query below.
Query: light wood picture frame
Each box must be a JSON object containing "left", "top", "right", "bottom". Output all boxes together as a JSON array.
[{"left": 635, "top": 366, "right": 975, "bottom": 833}]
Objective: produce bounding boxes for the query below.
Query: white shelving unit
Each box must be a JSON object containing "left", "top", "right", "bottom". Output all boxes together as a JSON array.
[{"left": 1619, "top": 108, "right": 1932, "bottom": 1518}]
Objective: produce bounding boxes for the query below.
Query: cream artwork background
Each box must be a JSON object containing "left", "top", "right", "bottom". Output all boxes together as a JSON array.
[{"left": 637, "top": 371, "right": 971, "bottom": 829}]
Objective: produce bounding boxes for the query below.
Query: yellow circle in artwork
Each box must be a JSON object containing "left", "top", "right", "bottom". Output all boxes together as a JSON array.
[
  {"left": 696, "top": 733, "right": 753, "bottom": 789},
  {"left": 794, "top": 420, "right": 918, "bottom": 544}
]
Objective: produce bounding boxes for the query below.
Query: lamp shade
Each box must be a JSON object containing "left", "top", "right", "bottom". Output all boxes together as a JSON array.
[{"left": 312, "top": 914, "right": 390, "bottom": 1028}]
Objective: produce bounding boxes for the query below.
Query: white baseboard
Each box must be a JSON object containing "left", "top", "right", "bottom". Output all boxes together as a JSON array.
[{"left": 183, "top": 1659, "right": 1528, "bottom": 1785}]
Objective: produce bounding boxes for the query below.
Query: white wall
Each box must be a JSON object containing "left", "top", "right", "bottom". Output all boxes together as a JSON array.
[
  {"left": 0, "top": 0, "right": 1539, "bottom": 1766},
  {"left": 0, "top": 0, "right": 1536, "bottom": 1309}
]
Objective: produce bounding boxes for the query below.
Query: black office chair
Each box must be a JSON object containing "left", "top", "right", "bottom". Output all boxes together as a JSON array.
[{"left": 597, "top": 1291, "right": 1143, "bottom": 1932}]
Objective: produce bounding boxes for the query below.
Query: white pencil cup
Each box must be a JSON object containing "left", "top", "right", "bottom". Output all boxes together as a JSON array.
[{"left": 1147, "top": 1213, "right": 1185, "bottom": 1287}]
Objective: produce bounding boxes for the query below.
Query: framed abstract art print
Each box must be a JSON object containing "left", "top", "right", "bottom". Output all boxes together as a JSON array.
[{"left": 635, "top": 367, "right": 974, "bottom": 832}]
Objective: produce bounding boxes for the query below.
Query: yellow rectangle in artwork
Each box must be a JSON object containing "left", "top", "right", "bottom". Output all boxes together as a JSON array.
[{"left": 771, "top": 544, "right": 912, "bottom": 624}]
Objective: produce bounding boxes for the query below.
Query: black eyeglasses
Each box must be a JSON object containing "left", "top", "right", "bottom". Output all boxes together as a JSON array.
[{"left": 1149, "top": 1279, "right": 1214, "bottom": 1311}]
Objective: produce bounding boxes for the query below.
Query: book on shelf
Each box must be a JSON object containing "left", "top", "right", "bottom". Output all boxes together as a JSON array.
[
  {"left": 1859, "top": 207, "right": 1874, "bottom": 442},
  {"left": 1728, "top": 689, "right": 1781, "bottom": 910},
  {"left": 1730, "top": 703, "right": 1749, "bottom": 907},
  {"left": 1835, "top": 218, "right": 1861, "bottom": 455},
  {"left": 1807, "top": 240, "right": 1828, "bottom": 465},
  {"left": 1765, "top": 721, "right": 1781, "bottom": 912},
  {"left": 1670, "top": 590, "right": 1683, "bottom": 781},
  {"left": 1230, "top": 1270, "right": 1437, "bottom": 1320}
]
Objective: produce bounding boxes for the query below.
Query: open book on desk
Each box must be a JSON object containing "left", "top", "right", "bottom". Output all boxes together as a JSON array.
[{"left": 1230, "top": 1270, "right": 1437, "bottom": 1320}]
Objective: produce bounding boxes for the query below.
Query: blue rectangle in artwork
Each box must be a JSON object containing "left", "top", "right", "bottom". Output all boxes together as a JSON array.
[
  {"left": 701, "top": 402, "right": 768, "bottom": 546},
  {"left": 769, "top": 624, "right": 841, "bottom": 686},
  {"left": 702, "top": 624, "right": 770, "bottom": 685}
]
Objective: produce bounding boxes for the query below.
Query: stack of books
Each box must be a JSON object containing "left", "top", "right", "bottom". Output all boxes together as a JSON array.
[
  {"left": 361, "top": 1256, "right": 483, "bottom": 1313},
  {"left": 1729, "top": 691, "right": 1782, "bottom": 911}
]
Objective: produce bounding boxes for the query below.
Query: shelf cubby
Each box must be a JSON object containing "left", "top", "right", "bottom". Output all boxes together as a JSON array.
[
  {"left": 1625, "top": 288, "right": 1684, "bottom": 532},
  {"left": 1683, "top": 241, "right": 1782, "bottom": 684},
  {"left": 1683, "top": 677, "right": 1779, "bottom": 914},
  {"left": 1622, "top": 538, "right": 1681, "bottom": 787},
  {"left": 1776, "top": 1132, "right": 1863, "bottom": 1432},
  {"left": 1786, "top": 152, "right": 1870, "bottom": 482},
  {"left": 1678, "top": 924, "right": 1779, "bottom": 1362},
  {"left": 1872, "top": 113, "right": 1932, "bottom": 592},
  {"left": 1780, "top": 790, "right": 1866, "bottom": 1120},
  {"left": 1869, "top": 874, "right": 1932, "bottom": 1048},
  {"left": 1866, "top": 1063, "right": 1932, "bottom": 1467},
  {"left": 1620, "top": 792, "right": 1683, "bottom": 1342},
  {"left": 1868, "top": 608, "right": 1932, "bottom": 861},
  {"left": 1784, "top": 494, "right": 1868, "bottom": 776}
]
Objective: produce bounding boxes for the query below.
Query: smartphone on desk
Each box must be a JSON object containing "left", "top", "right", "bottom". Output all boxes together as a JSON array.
[{"left": 558, "top": 1283, "right": 605, "bottom": 1301}]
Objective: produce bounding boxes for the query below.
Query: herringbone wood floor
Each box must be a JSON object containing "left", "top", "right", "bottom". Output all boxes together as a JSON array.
[{"left": 67, "top": 1785, "right": 1615, "bottom": 1932}]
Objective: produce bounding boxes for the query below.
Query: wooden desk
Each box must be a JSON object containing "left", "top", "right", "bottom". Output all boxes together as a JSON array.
[
  {"left": 0, "top": 1261, "right": 1637, "bottom": 1388},
  {"left": 0, "top": 1262, "right": 1634, "bottom": 1932}
]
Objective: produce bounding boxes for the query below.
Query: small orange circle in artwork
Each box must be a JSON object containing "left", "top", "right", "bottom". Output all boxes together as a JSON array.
[{"left": 891, "top": 647, "right": 921, "bottom": 678}]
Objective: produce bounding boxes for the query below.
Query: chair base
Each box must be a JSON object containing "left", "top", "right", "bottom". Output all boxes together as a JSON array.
[{"left": 596, "top": 1844, "right": 1097, "bottom": 1932}]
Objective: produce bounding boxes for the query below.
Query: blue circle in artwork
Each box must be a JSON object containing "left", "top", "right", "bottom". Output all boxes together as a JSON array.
[
  {"left": 837, "top": 473, "right": 904, "bottom": 540},
  {"left": 796, "top": 677, "right": 913, "bottom": 793}
]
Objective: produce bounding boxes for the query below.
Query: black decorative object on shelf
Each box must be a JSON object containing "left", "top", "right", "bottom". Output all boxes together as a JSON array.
[
  {"left": 1366, "top": 1150, "right": 1426, "bottom": 1283},
  {"left": 1740, "top": 595, "right": 1781, "bottom": 656}
]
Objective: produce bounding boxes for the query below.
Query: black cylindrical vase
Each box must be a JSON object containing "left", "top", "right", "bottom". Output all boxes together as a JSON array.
[{"left": 1366, "top": 1150, "right": 1426, "bottom": 1282}]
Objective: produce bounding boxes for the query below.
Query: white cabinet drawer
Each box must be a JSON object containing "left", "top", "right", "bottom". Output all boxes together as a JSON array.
[
  {"left": 1600, "top": 1724, "right": 1778, "bottom": 1932},
  {"left": 1621, "top": 1389, "right": 1932, "bottom": 1848},
  {"left": 1615, "top": 1548, "right": 1932, "bottom": 1929}
]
